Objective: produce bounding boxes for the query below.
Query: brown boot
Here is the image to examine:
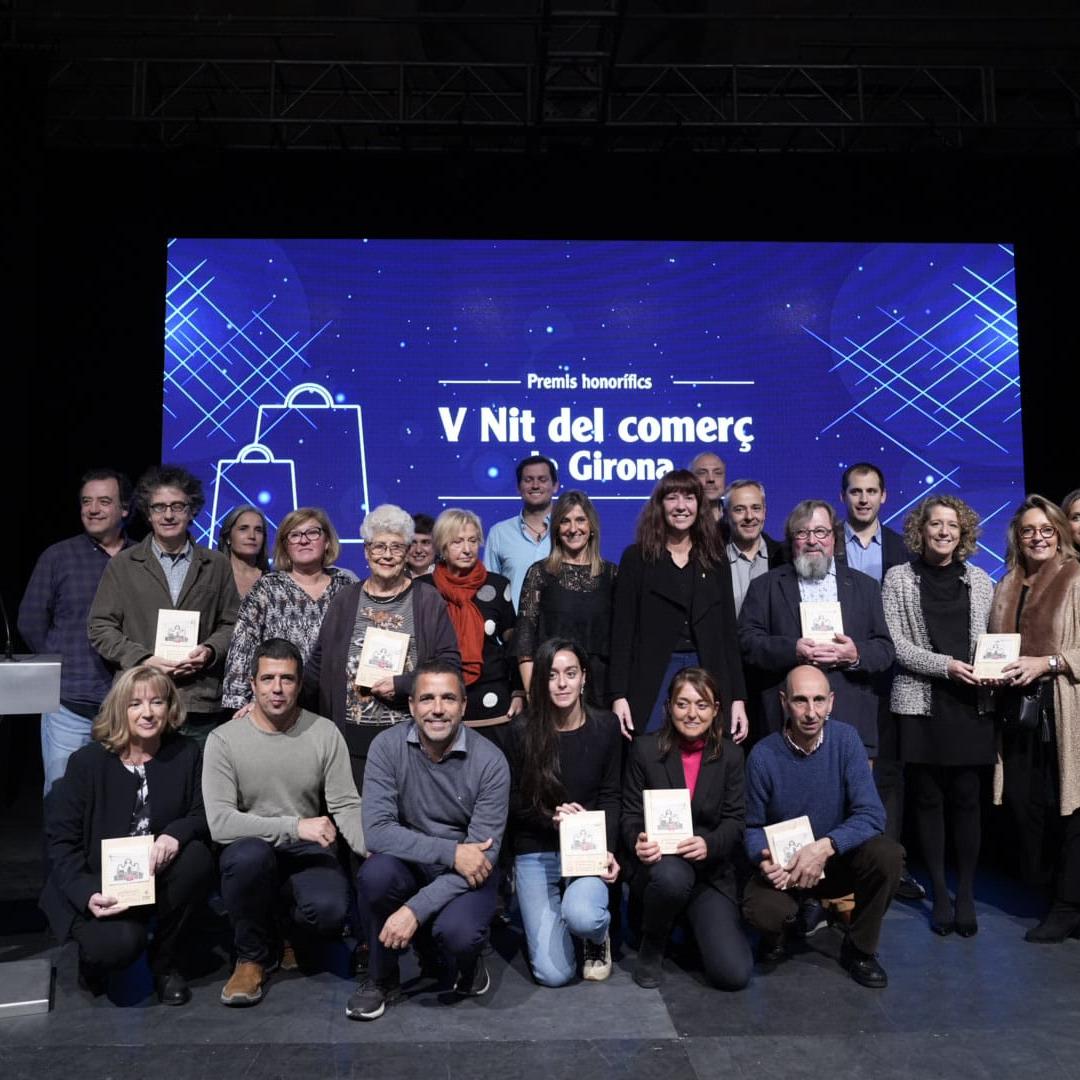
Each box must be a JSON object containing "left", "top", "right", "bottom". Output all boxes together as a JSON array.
[{"left": 221, "top": 961, "right": 266, "bottom": 1006}]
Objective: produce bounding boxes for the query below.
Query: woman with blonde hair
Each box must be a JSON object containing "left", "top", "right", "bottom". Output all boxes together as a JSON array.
[
  {"left": 40, "top": 665, "right": 213, "bottom": 1005},
  {"left": 882, "top": 495, "right": 994, "bottom": 936},
  {"left": 988, "top": 494, "right": 1080, "bottom": 941},
  {"left": 418, "top": 508, "right": 522, "bottom": 743},
  {"left": 222, "top": 507, "right": 357, "bottom": 713}
]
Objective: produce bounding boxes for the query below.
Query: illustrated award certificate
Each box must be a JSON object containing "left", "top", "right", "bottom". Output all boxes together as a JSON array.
[
  {"left": 643, "top": 788, "right": 694, "bottom": 854},
  {"left": 559, "top": 811, "right": 609, "bottom": 877},
  {"left": 973, "top": 633, "right": 1021, "bottom": 680},
  {"left": 101, "top": 835, "right": 155, "bottom": 907},
  {"left": 154, "top": 609, "right": 200, "bottom": 663},
  {"left": 355, "top": 628, "right": 411, "bottom": 687},
  {"left": 764, "top": 815, "right": 817, "bottom": 872},
  {"left": 799, "top": 602, "right": 844, "bottom": 643}
]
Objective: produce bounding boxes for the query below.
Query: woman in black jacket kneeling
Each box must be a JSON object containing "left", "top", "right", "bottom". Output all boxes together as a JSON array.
[
  {"left": 41, "top": 665, "right": 214, "bottom": 1005},
  {"left": 622, "top": 667, "right": 751, "bottom": 990}
]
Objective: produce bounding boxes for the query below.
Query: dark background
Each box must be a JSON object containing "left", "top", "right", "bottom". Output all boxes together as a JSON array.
[{"left": 3, "top": 11, "right": 1079, "bottom": 805}]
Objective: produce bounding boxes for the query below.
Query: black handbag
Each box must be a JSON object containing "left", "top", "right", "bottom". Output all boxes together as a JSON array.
[{"left": 999, "top": 683, "right": 1047, "bottom": 732}]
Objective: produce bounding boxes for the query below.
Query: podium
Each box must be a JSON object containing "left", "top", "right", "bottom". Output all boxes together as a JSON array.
[
  {"left": 0, "top": 653, "right": 62, "bottom": 715},
  {"left": 0, "top": 653, "right": 61, "bottom": 1019}
]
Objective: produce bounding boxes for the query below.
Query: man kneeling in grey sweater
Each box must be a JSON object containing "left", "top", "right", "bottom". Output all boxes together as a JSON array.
[{"left": 203, "top": 637, "right": 365, "bottom": 1006}]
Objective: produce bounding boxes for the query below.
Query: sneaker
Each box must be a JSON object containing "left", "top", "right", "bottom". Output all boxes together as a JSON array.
[
  {"left": 345, "top": 977, "right": 402, "bottom": 1021},
  {"left": 220, "top": 961, "right": 266, "bottom": 1006},
  {"left": 582, "top": 934, "right": 613, "bottom": 981},
  {"left": 795, "top": 898, "right": 830, "bottom": 938},
  {"left": 453, "top": 953, "right": 491, "bottom": 997},
  {"left": 279, "top": 940, "right": 299, "bottom": 972}
]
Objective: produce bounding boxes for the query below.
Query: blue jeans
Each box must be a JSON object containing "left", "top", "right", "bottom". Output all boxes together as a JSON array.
[
  {"left": 41, "top": 704, "right": 95, "bottom": 795},
  {"left": 514, "top": 851, "right": 610, "bottom": 987},
  {"left": 646, "top": 651, "right": 700, "bottom": 733}
]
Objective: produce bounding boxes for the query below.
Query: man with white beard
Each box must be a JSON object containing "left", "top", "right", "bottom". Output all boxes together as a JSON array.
[{"left": 737, "top": 500, "right": 895, "bottom": 758}]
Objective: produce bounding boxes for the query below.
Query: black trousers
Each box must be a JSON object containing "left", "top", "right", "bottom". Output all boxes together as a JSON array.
[
  {"left": 1002, "top": 713, "right": 1080, "bottom": 900},
  {"left": 218, "top": 837, "right": 350, "bottom": 964},
  {"left": 70, "top": 839, "right": 214, "bottom": 976},
  {"left": 636, "top": 856, "right": 752, "bottom": 991},
  {"left": 742, "top": 836, "right": 904, "bottom": 955}
]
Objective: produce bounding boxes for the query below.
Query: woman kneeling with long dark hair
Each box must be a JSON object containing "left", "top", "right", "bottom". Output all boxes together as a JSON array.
[
  {"left": 622, "top": 667, "right": 752, "bottom": 990},
  {"left": 507, "top": 638, "right": 621, "bottom": 986}
]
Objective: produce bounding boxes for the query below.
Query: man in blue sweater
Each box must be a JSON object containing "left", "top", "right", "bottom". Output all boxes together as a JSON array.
[
  {"left": 742, "top": 665, "right": 903, "bottom": 988},
  {"left": 347, "top": 660, "right": 510, "bottom": 1020}
]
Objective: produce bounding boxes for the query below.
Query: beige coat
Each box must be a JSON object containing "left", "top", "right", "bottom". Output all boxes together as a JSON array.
[{"left": 989, "top": 558, "right": 1080, "bottom": 816}]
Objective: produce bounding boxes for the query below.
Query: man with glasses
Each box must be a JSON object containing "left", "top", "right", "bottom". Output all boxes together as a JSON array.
[
  {"left": 738, "top": 499, "right": 895, "bottom": 757},
  {"left": 89, "top": 464, "right": 239, "bottom": 743},
  {"left": 18, "top": 468, "right": 133, "bottom": 793}
]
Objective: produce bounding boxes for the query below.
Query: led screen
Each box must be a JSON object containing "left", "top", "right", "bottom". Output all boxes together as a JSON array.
[{"left": 164, "top": 239, "right": 1022, "bottom": 578}]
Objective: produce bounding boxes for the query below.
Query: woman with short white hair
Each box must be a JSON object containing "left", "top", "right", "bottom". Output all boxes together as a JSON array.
[{"left": 304, "top": 504, "right": 461, "bottom": 787}]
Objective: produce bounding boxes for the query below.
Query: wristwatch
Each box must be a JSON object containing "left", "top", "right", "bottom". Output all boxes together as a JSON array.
[{"left": 1048, "top": 655, "right": 1061, "bottom": 673}]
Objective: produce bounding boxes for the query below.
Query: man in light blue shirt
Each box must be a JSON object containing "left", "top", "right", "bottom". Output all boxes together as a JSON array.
[
  {"left": 838, "top": 463, "right": 907, "bottom": 585},
  {"left": 483, "top": 454, "right": 559, "bottom": 607}
]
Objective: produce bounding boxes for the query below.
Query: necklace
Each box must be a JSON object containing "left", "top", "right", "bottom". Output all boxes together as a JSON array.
[{"left": 364, "top": 579, "right": 410, "bottom": 604}]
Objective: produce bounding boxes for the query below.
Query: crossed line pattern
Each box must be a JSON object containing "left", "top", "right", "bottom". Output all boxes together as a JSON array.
[
  {"left": 164, "top": 241, "right": 331, "bottom": 544},
  {"left": 804, "top": 244, "right": 1021, "bottom": 578}
]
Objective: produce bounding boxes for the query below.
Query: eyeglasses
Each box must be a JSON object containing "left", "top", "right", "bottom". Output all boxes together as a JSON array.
[
  {"left": 1020, "top": 525, "right": 1057, "bottom": 540},
  {"left": 793, "top": 527, "right": 832, "bottom": 541},
  {"left": 148, "top": 502, "right": 190, "bottom": 516},
  {"left": 287, "top": 527, "right": 324, "bottom": 544},
  {"left": 367, "top": 541, "right": 408, "bottom": 557}
]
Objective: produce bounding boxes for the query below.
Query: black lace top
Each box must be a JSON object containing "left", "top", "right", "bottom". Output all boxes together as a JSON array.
[{"left": 514, "top": 560, "right": 618, "bottom": 661}]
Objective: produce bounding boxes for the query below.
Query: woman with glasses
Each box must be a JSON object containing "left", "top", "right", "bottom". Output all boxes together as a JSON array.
[
  {"left": 882, "top": 496, "right": 994, "bottom": 936},
  {"left": 1062, "top": 489, "right": 1080, "bottom": 549},
  {"left": 610, "top": 470, "right": 748, "bottom": 742},
  {"left": 222, "top": 507, "right": 357, "bottom": 715},
  {"left": 988, "top": 494, "right": 1080, "bottom": 942},
  {"left": 89, "top": 465, "right": 239, "bottom": 744},
  {"left": 304, "top": 504, "right": 460, "bottom": 787},
  {"left": 217, "top": 504, "right": 270, "bottom": 599},
  {"left": 417, "top": 509, "right": 523, "bottom": 745},
  {"left": 515, "top": 490, "right": 618, "bottom": 708}
]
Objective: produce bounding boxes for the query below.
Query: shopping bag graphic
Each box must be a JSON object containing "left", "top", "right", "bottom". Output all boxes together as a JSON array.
[
  {"left": 209, "top": 443, "right": 299, "bottom": 547},
  {"left": 254, "top": 382, "right": 371, "bottom": 545}
]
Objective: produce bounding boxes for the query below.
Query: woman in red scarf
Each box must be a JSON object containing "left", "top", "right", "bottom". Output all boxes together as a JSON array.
[{"left": 420, "top": 509, "right": 524, "bottom": 748}]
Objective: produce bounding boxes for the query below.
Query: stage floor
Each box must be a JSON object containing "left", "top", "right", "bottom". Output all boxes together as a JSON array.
[{"left": 2, "top": 881, "right": 1080, "bottom": 1080}]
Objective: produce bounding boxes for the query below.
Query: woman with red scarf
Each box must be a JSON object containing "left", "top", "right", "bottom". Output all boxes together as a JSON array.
[{"left": 420, "top": 509, "right": 524, "bottom": 748}]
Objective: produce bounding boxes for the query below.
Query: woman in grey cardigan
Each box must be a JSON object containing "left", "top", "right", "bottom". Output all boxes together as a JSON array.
[{"left": 882, "top": 495, "right": 994, "bottom": 937}]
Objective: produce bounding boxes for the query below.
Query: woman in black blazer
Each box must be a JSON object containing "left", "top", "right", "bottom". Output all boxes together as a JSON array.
[
  {"left": 622, "top": 667, "right": 752, "bottom": 990},
  {"left": 610, "top": 470, "right": 747, "bottom": 742},
  {"left": 41, "top": 665, "right": 213, "bottom": 1006}
]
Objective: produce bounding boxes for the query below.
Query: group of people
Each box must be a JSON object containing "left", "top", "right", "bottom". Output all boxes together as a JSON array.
[{"left": 16, "top": 453, "right": 1080, "bottom": 1013}]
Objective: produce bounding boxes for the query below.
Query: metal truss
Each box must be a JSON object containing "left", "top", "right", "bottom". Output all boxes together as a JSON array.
[
  {"left": 38, "top": 58, "right": 1080, "bottom": 152},
  {"left": 9, "top": 4, "right": 1080, "bottom": 151}
]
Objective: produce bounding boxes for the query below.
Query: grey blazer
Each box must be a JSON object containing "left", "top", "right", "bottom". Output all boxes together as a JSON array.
[{"left": 881, "top": 560, "right": 994, "bottom": 717}]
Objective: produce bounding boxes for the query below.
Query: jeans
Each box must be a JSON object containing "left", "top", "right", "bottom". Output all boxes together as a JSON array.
[
  {"left": 514, "top": 851, "right": 610, "bottom": 987},
  {"left": 41, "top": 705, "right": 95, "bottom": 795}
]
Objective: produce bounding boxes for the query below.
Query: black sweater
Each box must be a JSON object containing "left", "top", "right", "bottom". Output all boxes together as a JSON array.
[{"left": 507, "top": 709, "right": 622, "bottom": 856}]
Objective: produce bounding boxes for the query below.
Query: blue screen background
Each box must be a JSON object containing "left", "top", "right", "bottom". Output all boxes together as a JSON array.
[{"left": 164, "top": 238, "right": 1023, "bottom": 579}]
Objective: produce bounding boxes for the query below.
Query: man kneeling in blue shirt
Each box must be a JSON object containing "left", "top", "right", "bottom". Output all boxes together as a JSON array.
[
  {"left": 348, "top": 660, "right": 510, "bottom": 1020},
  {"left": 742, "top": 664, "right": 903, "bottom": 988}
]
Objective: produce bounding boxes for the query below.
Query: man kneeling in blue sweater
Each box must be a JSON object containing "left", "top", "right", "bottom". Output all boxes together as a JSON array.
[{"left": 743, "top": 664, "right": 903, "bottom": 988}]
